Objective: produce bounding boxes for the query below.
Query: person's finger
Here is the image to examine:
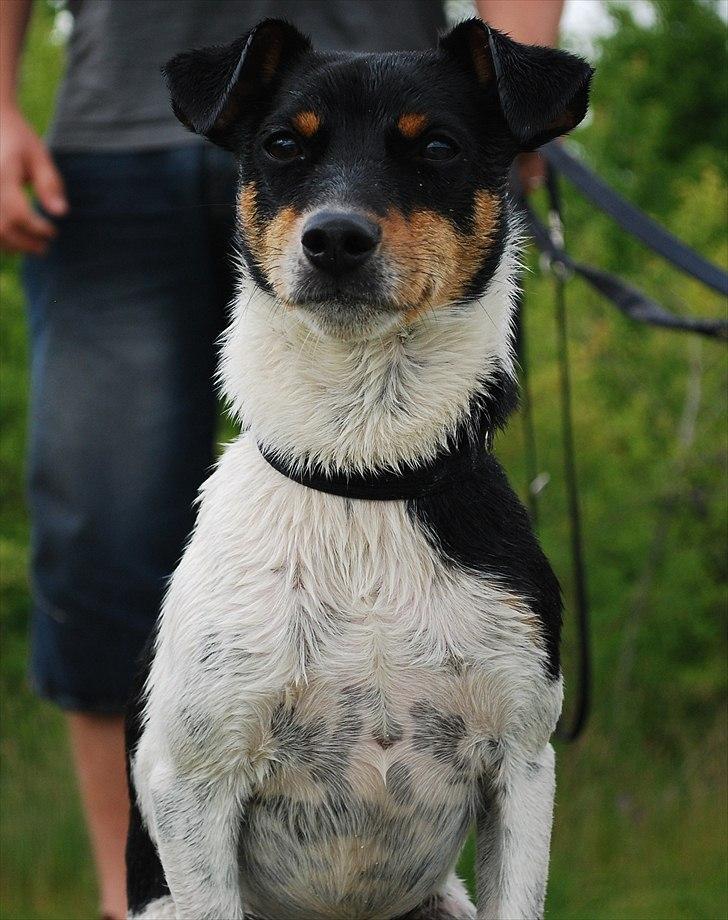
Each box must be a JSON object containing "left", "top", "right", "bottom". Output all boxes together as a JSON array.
[
  {"left": 27, "top": 141, "right": 68, "bottom": 216},
  {"left": 0, "top": 186, "right": 57, "bottom": 250},
  {"left": 0, "top": 221, "right": 49, "bottom": 255},
  {"left": 517, "top": 151, "right": 546, "bottom": 194}
]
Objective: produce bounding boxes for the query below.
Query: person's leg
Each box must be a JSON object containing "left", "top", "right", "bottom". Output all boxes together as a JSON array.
[
  {"left": 67, "top": 713, "right": 128, "bottom": 919},
  {"left": 23, "top": 147, "right": 231, "bottom": 919}
]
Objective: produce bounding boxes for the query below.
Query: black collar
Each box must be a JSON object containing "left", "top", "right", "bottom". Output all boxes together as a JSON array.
[
  {"left": 258, "top": 430, "right": 491, "bottom": 501},
  {"left": 255, "top": 368, "right": 518, "bottom": 501}
]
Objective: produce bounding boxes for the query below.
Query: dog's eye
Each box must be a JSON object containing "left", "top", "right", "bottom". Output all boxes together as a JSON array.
[
  {"left": 421, "top": 136, "right": 460, "bottom": 161},
  {"left": 264, "top": 132, "right": 304, "bottom": 163}
]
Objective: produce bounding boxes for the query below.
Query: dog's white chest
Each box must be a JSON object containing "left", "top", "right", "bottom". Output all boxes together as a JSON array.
[
  {"left": 151, "top": 437, "right": 550, "bottom": 724},
  {"left": 138, "top": 436, "right": 559, "bottom": 919}
]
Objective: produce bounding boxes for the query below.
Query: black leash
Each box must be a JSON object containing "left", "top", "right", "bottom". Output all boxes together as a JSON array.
[
  {"left": 542, "top": 142, "right": 728, "bottom": 298},
  {"left": 510, "top": 166, "right": 591, "bottom": 741},
  {"left": 541, "top": 166, "right": 592, "bottom": 742},
  {"left": 516, "top": 285, "right": 542, "bottom": 528},
  {"left": 518, "top": 195, "right": 728, "bottom": 340}
]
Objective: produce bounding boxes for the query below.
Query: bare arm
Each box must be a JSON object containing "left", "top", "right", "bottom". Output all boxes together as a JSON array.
[
  {"left": 475, "top": 0, "right": 565, "bottom": 191},
  {"left": 474, "top": 0, "right": 563, "bottom": 47},
  {"left": 0, "top": 0, "right": 33, "bottom": 107},
  {"left": 0, "top": 0, "right": 67, "bottom": 254}
]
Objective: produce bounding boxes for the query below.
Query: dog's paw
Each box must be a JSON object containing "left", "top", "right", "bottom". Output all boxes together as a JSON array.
[
  {"left": 439, "top": 874, "right": 477, "bottom": 919},
  {"left": 406, "top": 874, "right": 476, "bottom": 920}
]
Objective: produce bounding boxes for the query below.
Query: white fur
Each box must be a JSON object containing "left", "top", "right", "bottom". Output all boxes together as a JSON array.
[
  {"left": 220, "top": 236, "right": 519, "bottom": 476},
  {"left": 131, "top": 224, "right": 561, "bottom": 919}
]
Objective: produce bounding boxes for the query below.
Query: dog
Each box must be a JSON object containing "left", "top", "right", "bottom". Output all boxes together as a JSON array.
[{"left": 125, "top": 17, "right": 592, "bottom": 920}]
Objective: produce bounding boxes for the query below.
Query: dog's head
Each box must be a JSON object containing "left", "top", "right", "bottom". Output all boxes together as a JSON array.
[{"left": 164, "top": 18, "right": 592, "bottom": 338}]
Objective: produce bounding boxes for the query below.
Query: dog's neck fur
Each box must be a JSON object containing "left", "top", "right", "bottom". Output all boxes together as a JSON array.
[{"left": 220, "top": 233, "right": 519, "bottom": 476}]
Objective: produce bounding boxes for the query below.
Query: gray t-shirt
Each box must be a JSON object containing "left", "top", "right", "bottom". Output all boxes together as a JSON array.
[{"left": 48, "top": 0, "right": 447, "bottom": 151}]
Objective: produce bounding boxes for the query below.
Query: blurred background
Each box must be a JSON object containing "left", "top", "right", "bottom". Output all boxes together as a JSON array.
[{"left": 1, "top": 1, "right": 726, "bottom": 918}]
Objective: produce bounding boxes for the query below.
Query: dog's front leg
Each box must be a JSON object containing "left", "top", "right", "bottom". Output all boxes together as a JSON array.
[
  {"left": 147, "top": 763, "right": 245, "bottom": 920},
  {"left": 475, "top": 744, "right": 556, "bottom": 920}
]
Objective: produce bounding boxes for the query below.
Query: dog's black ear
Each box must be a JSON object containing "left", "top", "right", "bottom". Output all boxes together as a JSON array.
[
  {"left": 163, "top": 19, "right": 311, "bottom": 149},
  {"left": 440, "top": 18, "right": 593, "bottom": 150}
]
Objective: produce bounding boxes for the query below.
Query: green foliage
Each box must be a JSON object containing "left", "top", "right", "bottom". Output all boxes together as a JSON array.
[
  {"left": 583, "top": 0, "right": 728, "bottom": 218},
  {"left": 1, "top": 2, "right": 726, "bottom": 918}
]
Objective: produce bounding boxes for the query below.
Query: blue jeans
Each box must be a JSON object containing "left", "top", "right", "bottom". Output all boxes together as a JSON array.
[{"left": 23, "top": 145, "right": 238, "bottom": 712}]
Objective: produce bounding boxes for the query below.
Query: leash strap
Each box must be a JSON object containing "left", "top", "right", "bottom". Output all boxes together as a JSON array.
[
  {"left": 542, "top": 164, "right": 592, "bottom": 742},
  {"left": 514, "top": 284, "right": 541, "bottom": 528},
  {"left": 517, "top": 193, "right": 728, "bottom": 340},
  {"left": 542, "top": 142, "right": 728, "bottom": 297}
]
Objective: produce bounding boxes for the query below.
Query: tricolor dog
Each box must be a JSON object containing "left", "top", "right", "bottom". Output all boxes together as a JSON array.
[{"left": 126, "top": 18, "right": 592, "bottom": 920}]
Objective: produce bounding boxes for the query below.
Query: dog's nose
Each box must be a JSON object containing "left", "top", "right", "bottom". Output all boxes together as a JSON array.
[{"left": 301, "top": 211, "right": 381, "bottom": 276}]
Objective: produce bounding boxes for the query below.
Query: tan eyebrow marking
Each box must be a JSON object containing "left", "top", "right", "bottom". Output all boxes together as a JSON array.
[
  {"left": 292, "top": 110, "right": 321, "bottom": 137},
  {"left": 397, "top": 113, "right": 428, "bottom": 139}
]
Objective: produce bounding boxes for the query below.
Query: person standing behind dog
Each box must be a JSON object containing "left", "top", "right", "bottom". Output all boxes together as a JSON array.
[{"left": 0, "top": 1, "right": 563, "bottom": 917}]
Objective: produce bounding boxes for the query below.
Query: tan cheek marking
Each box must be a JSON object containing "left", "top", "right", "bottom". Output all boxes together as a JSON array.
[
  {"left": 381, "top": 209, "right": 460, "bottom": 314},
  {"left": 262, "top": 207, "right": 299, "bottom": 268},
  {"left": 293, "top": 110, "right": 321, "bottom": 138},
  {"left": 261, "top": 206, "right": 300, "bottom": 294},
  {"left": 238, "top": 182, "right": 300, "bottom": 299},
  {"left": 239, "top": 182, "right": 262, "bottom": 247},
  {"left": 380, "top": 190, "right": 501, "bottom": 320},
  {"left": 397, "top": 113, "right": 428, "bottom": 139},
  {"left": 471, "top": 188, "right": 501, "bottom": 248}
]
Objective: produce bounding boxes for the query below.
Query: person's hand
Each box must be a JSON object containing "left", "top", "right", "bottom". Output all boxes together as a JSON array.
[
  {"left": 517, "top": 151, "right": 546, "bottom": 194},
  {"left": 0, "top": 106, "right": 67, "bottom": 254}
]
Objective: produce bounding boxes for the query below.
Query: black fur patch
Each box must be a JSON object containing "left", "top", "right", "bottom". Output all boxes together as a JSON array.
[
  {"left": 268, "top": 698, "right": 364, "bottom": 786},
  {"left": 125, "top": 633, "right": 170, "bottom": 915},
  {"left": 411, "top": 701, "right": 468, "bottom": 768},
  {"left": 408, "top": 452, "right": 562, "bottom": 680}
]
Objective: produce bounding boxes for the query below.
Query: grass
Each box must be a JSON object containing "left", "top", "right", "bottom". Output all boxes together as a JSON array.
[{"left": 1, "top": 5, "right": 727, "bottom": 919}]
